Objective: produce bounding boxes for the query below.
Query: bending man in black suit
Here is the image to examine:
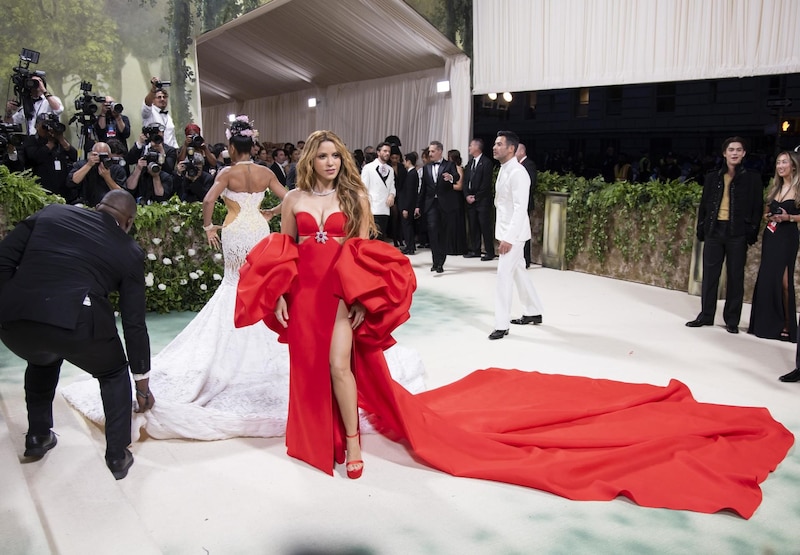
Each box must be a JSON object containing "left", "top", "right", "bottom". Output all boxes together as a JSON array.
[
  {"left": 0, "top": 190, "right": 154, "bottom": 479},
  {"left": 415, "top": 140, "right": 460, "bottom": 273},
  {"left": 463, "top": 138, "right": 495, "bottom": 260}
]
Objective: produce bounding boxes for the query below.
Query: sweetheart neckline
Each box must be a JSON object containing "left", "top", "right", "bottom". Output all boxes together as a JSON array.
[{"left": 296, "top": 210, "right": 344, "bottom": 229}]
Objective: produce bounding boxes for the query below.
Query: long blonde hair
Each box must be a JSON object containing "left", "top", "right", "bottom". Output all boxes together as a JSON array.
[
  {"left": 295, "top": 130, "right": 377, "bottom": 239},
  {"left": 767, "top": 151, "right": 800, "bottom": 206}
]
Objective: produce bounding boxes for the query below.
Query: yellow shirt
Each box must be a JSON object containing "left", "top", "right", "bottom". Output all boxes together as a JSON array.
[{"left": 717, "top": 173, "right": 732, "bottom": 221}]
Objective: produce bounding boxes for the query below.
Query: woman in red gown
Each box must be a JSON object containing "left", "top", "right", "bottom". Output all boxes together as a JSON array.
[{"left": 236, "top": 131, "right": 794, "bottom": 518}]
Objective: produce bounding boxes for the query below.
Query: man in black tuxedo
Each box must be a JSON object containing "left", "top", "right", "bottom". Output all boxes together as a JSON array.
[
  {"left": 415, "top": 140, "right": 460, "bottom": 273},
  {"left": 270, "top": 148, "right": 288, "bottom": 187},
  {"left": 399, "top": 151, "right": 419, "bottom": 255},
  {"left": 463, "top": 138, "right": 495, "bottom": 260},
  {"left": 0, "top": 190, "right": 154, "bottom": 479},
  {"left": 516, "top": 143, "right": 537, "bottom": 268}
]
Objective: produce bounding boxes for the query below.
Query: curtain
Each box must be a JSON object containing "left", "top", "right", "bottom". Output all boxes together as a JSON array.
[
  {"left": 473, "top": 0, "right": 800, "bottom": 94},
  {"left": 202, "top": 59, "right": 472, "bottom": 157}
]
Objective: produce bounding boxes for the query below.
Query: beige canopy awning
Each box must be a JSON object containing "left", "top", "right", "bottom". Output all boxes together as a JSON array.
[{"left": 195, "top": 0, "right": 471, "bottom": 153}]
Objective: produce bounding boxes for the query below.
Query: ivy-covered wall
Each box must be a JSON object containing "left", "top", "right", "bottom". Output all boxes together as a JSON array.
[{"left": 529, "top": 172, "right": 770, "bottom": 302}]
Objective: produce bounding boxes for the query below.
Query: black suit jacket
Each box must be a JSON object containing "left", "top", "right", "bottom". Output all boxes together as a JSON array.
[
  {"left": 520, "top": 157, "right": 537, "bottom": 211},
  {"left": 398, "top": 167, "right": 419, "bottom": 213},
  {"left": 464, "top": 155, "right": 494, "bottom": 205},
  {"left": 417, "top": 159, "right": 461, "bottom": 213},
  {"left": 270, "top": 162, "right": 288, "bottom": 186},
  {"left": 0, "top": 204, "right": 151, "bottom": 374}
]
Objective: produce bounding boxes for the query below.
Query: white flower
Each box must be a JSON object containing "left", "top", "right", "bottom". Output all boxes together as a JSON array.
[
  {"left": 152, "top": 238, "right": 162, "bottom": 245},
  {"left": 187, "top": 249, "right": 197, "bottom": 257},
  {"left": 212, "top": 273, "right": 222, "bottom": 281},
  {"left": 147, "top": 253, "right": 157, "bottom": 261},
  {"left": 200, "top": 283, "right": 208, "bottom": 291},
  {"left": 189, "top": 272, "right": 199, "bottom": 280},
  {"left": 113, "top": 311, "right": 120, "bottom": 318},
  {"left": 196, "top": 269, "right": 204, "bottom": 276},
  {"left": 213, "top": 253, "right": 223, "bottom": 262},
  {"left": 144, "top": 273, "right": 154, "bottom": 287},
  {"left": 172, "top": 226, "right": 181, "bottom": 233},
  {"left": 158, "top": 283, "right": 167, "bottom": 291},
  {"left": 179, "top": 279, "right": 188, "bottom": 285},
  {"left": 162, "top": 258, "right": 172, "bottom": 265}
]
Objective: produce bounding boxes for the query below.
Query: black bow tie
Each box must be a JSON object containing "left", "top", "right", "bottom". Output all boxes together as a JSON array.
[{"left": 159, "top": 110, "right": 168, "bottom": 115}]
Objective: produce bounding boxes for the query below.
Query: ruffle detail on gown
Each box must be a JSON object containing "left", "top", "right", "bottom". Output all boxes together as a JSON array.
[
  {"left": 335, "top": 238, "right": 416, "bottom": 350},
  {"left": 61, "top": 267, "right": 427, "bottom": 441},
  {"left": 235, "top": 233, "right": 298, "bottom": 342}
]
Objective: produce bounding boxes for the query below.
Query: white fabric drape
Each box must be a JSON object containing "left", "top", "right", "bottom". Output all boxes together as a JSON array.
[
  {"left": 473, "top": 0, "right": 800, "bottom": 94},
  {"left": 202, "top": 56, "right": 472, "bottom": 157}
]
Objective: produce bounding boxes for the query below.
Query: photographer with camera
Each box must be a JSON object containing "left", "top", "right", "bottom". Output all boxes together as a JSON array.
[
  {"left": 126, "top": 141, "right": 173, "bottom": 204},
  {"left": 178, "top": 123, "right": 217, "bottom": 172},
  {"left": 125, "top": 124, "right": 176, "bottom": 175},
  {"left": 0, "top": 123, "right": 25, "bottom": 171},
  {"left": 5, "top": 75, "right": 64, "bottom": 135},
  {"left": 174, "top": 152, "right": 214, "bottom": 203},
  {"left": 67, "top": 142, "right": 126, "bottom": 207},
  {"left": 142, "top": 77, "right": 177, "bottom": 148},
  {"left": 22, "top": 113, "right": 77, "bottom": 200},
  {"left": 93, "top": 96, "right": 130, "bottom": 151}
]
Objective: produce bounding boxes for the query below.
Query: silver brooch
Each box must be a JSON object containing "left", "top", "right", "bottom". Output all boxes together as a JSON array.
[{"left": 315, "top": 230, "right": 328, "bottom": 244}]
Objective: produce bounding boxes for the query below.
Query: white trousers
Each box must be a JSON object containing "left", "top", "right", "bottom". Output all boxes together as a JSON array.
[{"left": 494, "top": 241, "right": 544, "bottom": 330}]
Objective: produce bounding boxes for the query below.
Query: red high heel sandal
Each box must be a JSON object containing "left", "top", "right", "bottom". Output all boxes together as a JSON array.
[{"left": 345, "top": 432, "right": 363, "bottom": 479}]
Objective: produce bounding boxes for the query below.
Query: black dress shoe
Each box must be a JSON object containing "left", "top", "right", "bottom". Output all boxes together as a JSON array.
[
  {"left": 779, "top": 368, "right": 800, "bottom": 382},
  {"left": 106, "top": 448, "right": 134, "bottom": 480},
  {"left": 685, "top": 317, "right": 713, "bottom": 328},
  {"left": 400, "top": 249, "right": 415, "bottom": 255},
  {"left": 725, "top": 324, "right": 739, "bottom": 334},
  {"left": 24, "top": 431, "right": 57, "bottom": 459},
  {"left": 480, "top": 255, "right": 496, "bottom": 261},
  {"left": 431, "top": 265, "right": 437, "bottom": 272},
  {"left": 435, "top": 265, "right": 444, "bottom": 273},
  {"left": 463, "top": 252, "right": 479, "bottom": 258},
  {"left": 510, "top": 315, "right": 543, "bottom": 325},
  {"left": 488, "top": 329, "right": 509, "bottom": 340}
]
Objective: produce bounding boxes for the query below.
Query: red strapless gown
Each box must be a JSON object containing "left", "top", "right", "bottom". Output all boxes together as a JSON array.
[{"left": 235, "top": 212, "right": 794, "bottom": 519}]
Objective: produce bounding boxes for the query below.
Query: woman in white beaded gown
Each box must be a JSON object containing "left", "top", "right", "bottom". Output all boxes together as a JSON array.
[{"left": 62, "top": 118, "right": 426, "bottom": 440}]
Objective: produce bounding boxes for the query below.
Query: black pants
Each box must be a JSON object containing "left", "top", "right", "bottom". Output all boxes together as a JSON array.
[
  {"left": 0, "top": 310, "right": 132, "bottom": 460},
  {"left": 466, "top": 200, "right": 495, "bottom": 257},
  {"left": 373, "top": 214, "right": 389, "bottom": 240},
  {"left": 425, "top": 200, "right": 447, "bottom": 267},
  {"left": 700, "top": 221, "right": 748, "bottom": 326},
  {"left": 401, "top": 213, "right": 416, "bottom": 252}
]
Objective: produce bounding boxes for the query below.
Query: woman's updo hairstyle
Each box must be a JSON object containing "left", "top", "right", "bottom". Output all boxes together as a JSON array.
[{"left": 225, "top": 115, "right": 256, "bottom": 155}]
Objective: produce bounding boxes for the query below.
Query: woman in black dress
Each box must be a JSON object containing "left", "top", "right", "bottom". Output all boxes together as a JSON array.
[
  {"left": 444, "top": 149, "right": 468, "bottom": 255},
  {"left": 748, "top": 151, "right": 800, "bottom": 341}
]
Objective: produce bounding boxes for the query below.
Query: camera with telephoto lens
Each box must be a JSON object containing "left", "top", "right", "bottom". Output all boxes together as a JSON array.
[
  {"left": 141, "top": 151, "right": 163, "bottom": 173},
  {"left": 40, "top": 113, "right": 66, "bottom": 134},
  {"left": 182, "top": 152, "right": 204, "bottom": 178},
  {"left": 153, "top": 79, "right": 170, "bottom": 90},
  {"left": 97, "top": 152, "right": 113, "bottom": 169},
  {"left": 189, "top": 134, "right": 204, "bottom": 148},
  {"left": 0, "top": 122, "right": 24, "bottom": 155},
  {"left": 142, "top": 124, "right": 163, "bottom": 145},
  {"left": 10, "top": 48, "right": 45, "bottom": 100}
]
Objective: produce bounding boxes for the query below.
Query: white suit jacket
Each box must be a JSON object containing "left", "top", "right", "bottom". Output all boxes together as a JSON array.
[
  {"left": 361, "top": 159, "right": 396, "bottom": 216},
  {"left": 494, "top": 157, "right": 532, "bottom": 244}
]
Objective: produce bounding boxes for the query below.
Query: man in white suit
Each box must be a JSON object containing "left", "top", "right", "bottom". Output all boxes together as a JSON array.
[
  {"left": 361, "top": 141, "right": 396, "bottom": 238},
  {"left": 488, "top": 131, "right": 544, "bottom": 340}
]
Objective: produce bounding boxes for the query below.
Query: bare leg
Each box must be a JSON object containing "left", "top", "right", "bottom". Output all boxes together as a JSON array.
[{"left": 330, "top": 300, "right": 363, "bottom": 474}]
